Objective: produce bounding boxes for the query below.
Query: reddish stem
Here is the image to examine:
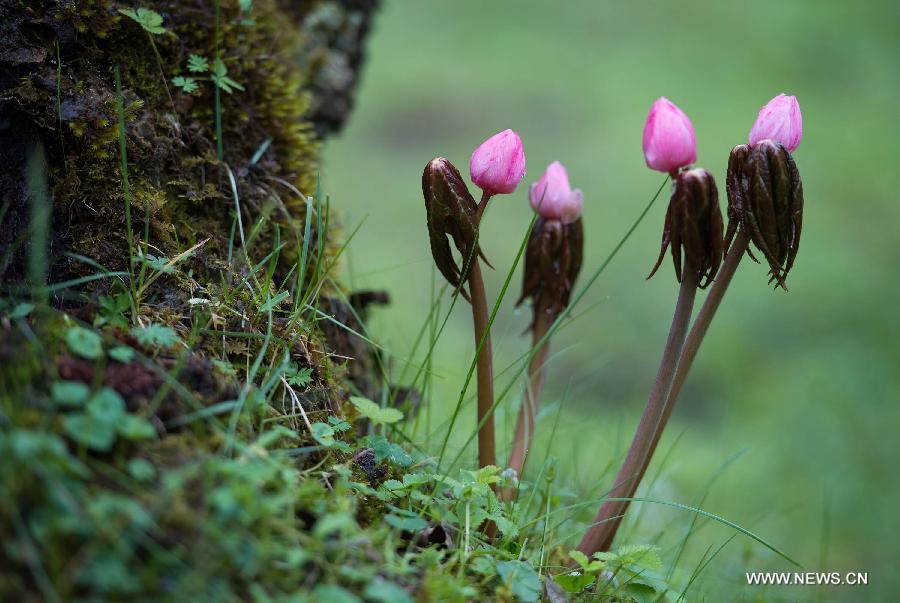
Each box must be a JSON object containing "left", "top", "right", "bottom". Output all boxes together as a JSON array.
[
  {"left": 503, "top": 311, "right": 553, "bottom": 501},
  {"left": 578, "top": 262, "right": 698, "bottom": 555}
]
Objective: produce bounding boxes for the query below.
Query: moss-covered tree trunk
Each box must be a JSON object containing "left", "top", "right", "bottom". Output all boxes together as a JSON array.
[{"left": 1, "top": 0, "right": 376, "bottom": 285}]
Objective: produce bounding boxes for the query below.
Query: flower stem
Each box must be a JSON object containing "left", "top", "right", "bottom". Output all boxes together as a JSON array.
[
  {"left": 468, "top": 258, "right": 496, "bottom": 470},
  {"left": 503, "top": 311, "right": 553, "bottom": 501},
  {"left": 651, "top": 230, "right": 749, "bottom": 455},
  {"left": 578, "top": 261, "right": 699, "bottom": 555},
  {"left": 469, "top": 190, "right": 496, "bottom": 471}
]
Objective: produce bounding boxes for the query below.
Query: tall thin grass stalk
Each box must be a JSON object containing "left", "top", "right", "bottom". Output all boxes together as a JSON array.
[
  {"left": 578, "top": 260, "right": 699, "bottom": 555},
  {"left": 26, "top": 143, "right": 50, "bottom": 305},
  {"left": 504, "top": 311, "right": 553, "bottom": 500},
  {"left": 114, "top": 67, "right": 139, "bottom": 322}
]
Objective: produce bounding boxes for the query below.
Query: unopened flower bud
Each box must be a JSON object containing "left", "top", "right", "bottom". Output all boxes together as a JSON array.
[
  {"left": 469, "top": 129, "right": 526, "bottom": 196},
  {"left": 529, "top": 161, "right": 583, "bottom": 224},
  {"left": 642, "top": 97, "right": 697, "bottom": 174},
  {"left": 648, "top": 168, "right": 724, "bottom": 288},
  {"left": 748, "top": 94, "right": 802, "bottom": 153},
  {"left": 518, "top": 216, "right": 583, "bottom": 328},
  {"left": 423, "top": 157, "right": 488, "bottom": 301},
  {"left": 724, "top": 140, "right": 804, "bottom": 288}
]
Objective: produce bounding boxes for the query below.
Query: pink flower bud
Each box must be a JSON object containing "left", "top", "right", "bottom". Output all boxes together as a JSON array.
[
  {"left": 642, "top": 97, "right": 697, "bottom": 174},
  {"left": 748, "top": 93, "right": 802, "bottom": 153},
  {"left": 469, "top": 129, "right": 526, "bottom": 196},
  {"left": 529, "top": 161, "right": 583, "bottom": 224}
]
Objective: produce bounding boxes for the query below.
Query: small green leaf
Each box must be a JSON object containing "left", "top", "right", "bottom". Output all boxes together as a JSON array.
[
  {"left": 349, "top": 396, "right": 403, "bottom": 425},
  {"left": 210, "top": 59, "right": 245, "bottom": 94},
  {"left": 117, "top": 415, "right": 157, "bottom": 440},
  {"left": 286, "top": 362, "right": 313, "bottom": 387},
  {"left": 66, "top": 326, "right": 103, "bottom": 359},
  {"left": 131, "top": 324, "right": 179, "bottom": 348},
  {"left": 172, "top": 76, "right": 199, "bottom": 93},
  {"left": 187, "top": 54, "right": 209, "bottom": 73},
  {"left": 108, "top": 345, "right": 135, "bottom": 363},
  {"left": 118, "top": 8, "right": 167, "bottom": 35},
  {"left": 51, "top": 381, "right": 90, "bottom": 407},
  {"left": 127, "top": 458, "right": 156, "bottom": 481},
  {"left": 568, "top": 550, "right": 590, "bottom": 571},
  {"left": 310, "top": 422, "right": 336, "bottom": 447},
  {"left": 87, "top": 388, "right": 126, "bottom": 424},
  {"left": 63, "top": 414, "right": 116, "bottom": 451},
  {"left": 496, "top": 561, "right": 542, "bottom": 603},
  {"left": 366, "top": 435, "right": 413, "bottom": 467},
  {"left": 553, "top": 571, "right": 594, "bottom": 594}
]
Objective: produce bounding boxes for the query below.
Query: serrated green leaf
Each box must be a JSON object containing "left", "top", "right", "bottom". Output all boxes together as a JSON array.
[
  {"left": 66, "top": 326, "right": 103, "bottom": 359},
  {"left": 187, "top": 54, "right": 209, "bottom": 73},
  {"left": 118, "top": 8, "right": 166, "bottom": 35},
  {"left": 349, "top": 396, "right": 403, "bottom": 425},
  {"left": 172, "top": 76, "right": 199, "bottom": 94},
  {"left": 366, "top": 435, "right": 412, "bottom": 467}
]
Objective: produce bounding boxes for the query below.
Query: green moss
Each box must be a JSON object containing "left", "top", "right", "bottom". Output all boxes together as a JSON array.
[{"left": 10, "top": 0, "right": 323, "bottom": 289}]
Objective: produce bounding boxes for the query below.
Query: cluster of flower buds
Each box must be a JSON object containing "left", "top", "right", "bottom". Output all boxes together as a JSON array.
[
  {"left": 725, "top": 94, "right": 804, "bottom": 288},
  {"left": 518, "top": 162, "right": 584, "bottom": 327},
  {"left": 642, "top": 97, "right": 724, "bottom": 287},
  {"left": 422, "top": 130, "right": 526, "bottom": 299}
]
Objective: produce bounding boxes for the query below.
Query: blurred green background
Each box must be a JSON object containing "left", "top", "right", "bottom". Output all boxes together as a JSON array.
[{"left": 322, "top": 1, "right": 900, "bottom": 599}]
